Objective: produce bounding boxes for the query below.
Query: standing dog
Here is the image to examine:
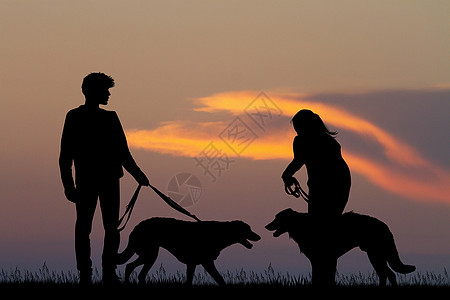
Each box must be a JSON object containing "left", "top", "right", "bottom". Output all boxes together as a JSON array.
[
  {"left": 266, "top": 208, "right": 415, "bottom": 286},
  {"left": 117, "top": 217, "right": 261, "bottom": 285}
]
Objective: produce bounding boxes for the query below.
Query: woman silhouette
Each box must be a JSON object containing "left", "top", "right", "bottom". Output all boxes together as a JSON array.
[{"left": 282, "top": 109, "right": 351, "bottom": 218}]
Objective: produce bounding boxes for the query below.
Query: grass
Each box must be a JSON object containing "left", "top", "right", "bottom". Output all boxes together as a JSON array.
[{"left": 1, "top": 262, "right": 449, "bottom": 296}]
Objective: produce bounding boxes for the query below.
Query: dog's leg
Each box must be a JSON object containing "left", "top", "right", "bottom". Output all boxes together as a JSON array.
[
  {"left": 185, "top": 264, "right": 196, "bottom": 285},
  {"left": 125, "top": 256, "right": 145, "bottom": 283},
  {"left": 138, "top": 263, "right": 151, "bottom": 284},
  {"left": 202, "top": 261, "right": 226, "bottom": 286},
  {"left": 386, "top": 267, "right": 397, "bottom": 286},
  {"left": 368, "top": 253, "right": 393, "bottom": 287},
  {"left": 137, "top": 246, "right": 159, "bottom": 284}
]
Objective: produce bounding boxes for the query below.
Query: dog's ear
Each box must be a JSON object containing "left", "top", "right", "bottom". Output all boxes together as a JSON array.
[{"left": 230, "top": 220, "right": 251, "bottom": 233}]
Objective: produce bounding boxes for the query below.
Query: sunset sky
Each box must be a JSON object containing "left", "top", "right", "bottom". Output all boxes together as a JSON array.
[{"left": 1, "top": 1, "right": 449, "bottom": 277}]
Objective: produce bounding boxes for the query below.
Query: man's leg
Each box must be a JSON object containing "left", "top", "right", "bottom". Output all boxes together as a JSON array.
[
  {"left": 75, "top": 185, "right": 98, "bottom": 284},
  {"left": 99, "top": 178, "right": 121, "bottom": 283}
]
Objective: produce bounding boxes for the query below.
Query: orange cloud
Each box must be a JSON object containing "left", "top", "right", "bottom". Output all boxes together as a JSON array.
[
  {"left": 126, "top": 91, "right": 450, "bottom": 204},
  {"left": 343, "top": 152, "right": 450, "bottom": 203},
  {"left": 126, "top": 121, "right": 222, "bottom": 157},
  {"left": 194, "top": 91, "right": 429, "bottom": 167}
]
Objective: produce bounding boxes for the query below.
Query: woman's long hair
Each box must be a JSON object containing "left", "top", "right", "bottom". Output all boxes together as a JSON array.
[{"left": 291, "top": 109, "right": 337, "bottom": 136}]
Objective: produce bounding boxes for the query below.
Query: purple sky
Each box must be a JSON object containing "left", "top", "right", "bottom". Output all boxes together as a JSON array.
[{"left": 1, "top": 1, "right": 449, "bottom": 277}]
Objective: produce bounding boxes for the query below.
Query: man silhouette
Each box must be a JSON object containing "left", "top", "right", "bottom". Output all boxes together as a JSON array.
[{"left": 59, "top": 72, "right": 150, "bottom": 284}]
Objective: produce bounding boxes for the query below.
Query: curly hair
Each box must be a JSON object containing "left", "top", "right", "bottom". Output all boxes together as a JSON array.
[{"left": 81, "top": 72, "right": 115, "bottom": 96}]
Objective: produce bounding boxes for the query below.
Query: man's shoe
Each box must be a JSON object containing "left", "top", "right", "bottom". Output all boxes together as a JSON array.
[
  {"left": 102, "top": 271, "right": 121, "bottom": 284},
  {"left": 79, "top": 271, "right": 92, "bottom": 285}
]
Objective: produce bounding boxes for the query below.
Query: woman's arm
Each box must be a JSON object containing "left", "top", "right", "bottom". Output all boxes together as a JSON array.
[
  {"left": 281, "top": 158, "right": 303, "bottom": 185},
  {"left": 282, "top": 136, "right": 305, "bottom": 185}
]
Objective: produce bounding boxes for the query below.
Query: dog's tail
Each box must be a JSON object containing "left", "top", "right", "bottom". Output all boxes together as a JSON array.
[
  {"left": 387, "top": 240, "right": 415, "bottom": 274},
  {"left": 116, "top": 232, "right": 137, "bottom": 265}
]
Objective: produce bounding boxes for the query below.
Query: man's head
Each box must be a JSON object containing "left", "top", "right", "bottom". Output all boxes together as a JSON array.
[{"left": 81, "top": 72, "right": 115, "bottom": 105}]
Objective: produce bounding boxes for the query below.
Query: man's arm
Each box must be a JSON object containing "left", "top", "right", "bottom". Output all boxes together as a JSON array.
[
  {"left": 59, "top": 111, "right": 77, "bottom": 202},
  {"left": 114, "top": 112, "right": 150, "bottom": 186}
]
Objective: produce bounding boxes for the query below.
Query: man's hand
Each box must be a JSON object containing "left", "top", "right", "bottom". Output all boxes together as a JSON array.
[
  {"left": 64, "top": 187, "right": 79, "bottom": 203},
  {"left": 137, "top": 171, "right": 150, "bottom": 187}
]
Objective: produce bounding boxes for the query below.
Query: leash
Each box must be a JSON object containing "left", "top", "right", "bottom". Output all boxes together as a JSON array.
[
  {"left": 284, "top": 177, "right": 310, "bottom": 203},
  {"left": 118, "top": 185, "right": 142, "bottom": 231},
  {"left": 118, "top": 183, "right": 201, "bottom": 231},
  {"left": 148, "top": 184, "right": 201, "bottom": 222}
]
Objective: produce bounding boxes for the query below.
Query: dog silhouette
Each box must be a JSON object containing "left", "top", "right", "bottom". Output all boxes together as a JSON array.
[
  {"left": 266, "top": 208, "right": 415, "bottom": 286},
  {"left": 117, "top": 217, "right": 261, "bottom": 285}
]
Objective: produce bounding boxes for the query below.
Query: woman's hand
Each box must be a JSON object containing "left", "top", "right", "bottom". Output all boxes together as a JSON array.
[{"left": 282, "top": 176, "right": 297, "bottom": 187}]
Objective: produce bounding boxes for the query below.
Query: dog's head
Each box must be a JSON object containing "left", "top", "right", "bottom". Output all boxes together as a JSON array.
[
  {"left": 265, "top": 208, "right": 307, "bottom": 237},
  {"left": 231, "top": 221, "right": 261, "bottom": 249}
]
